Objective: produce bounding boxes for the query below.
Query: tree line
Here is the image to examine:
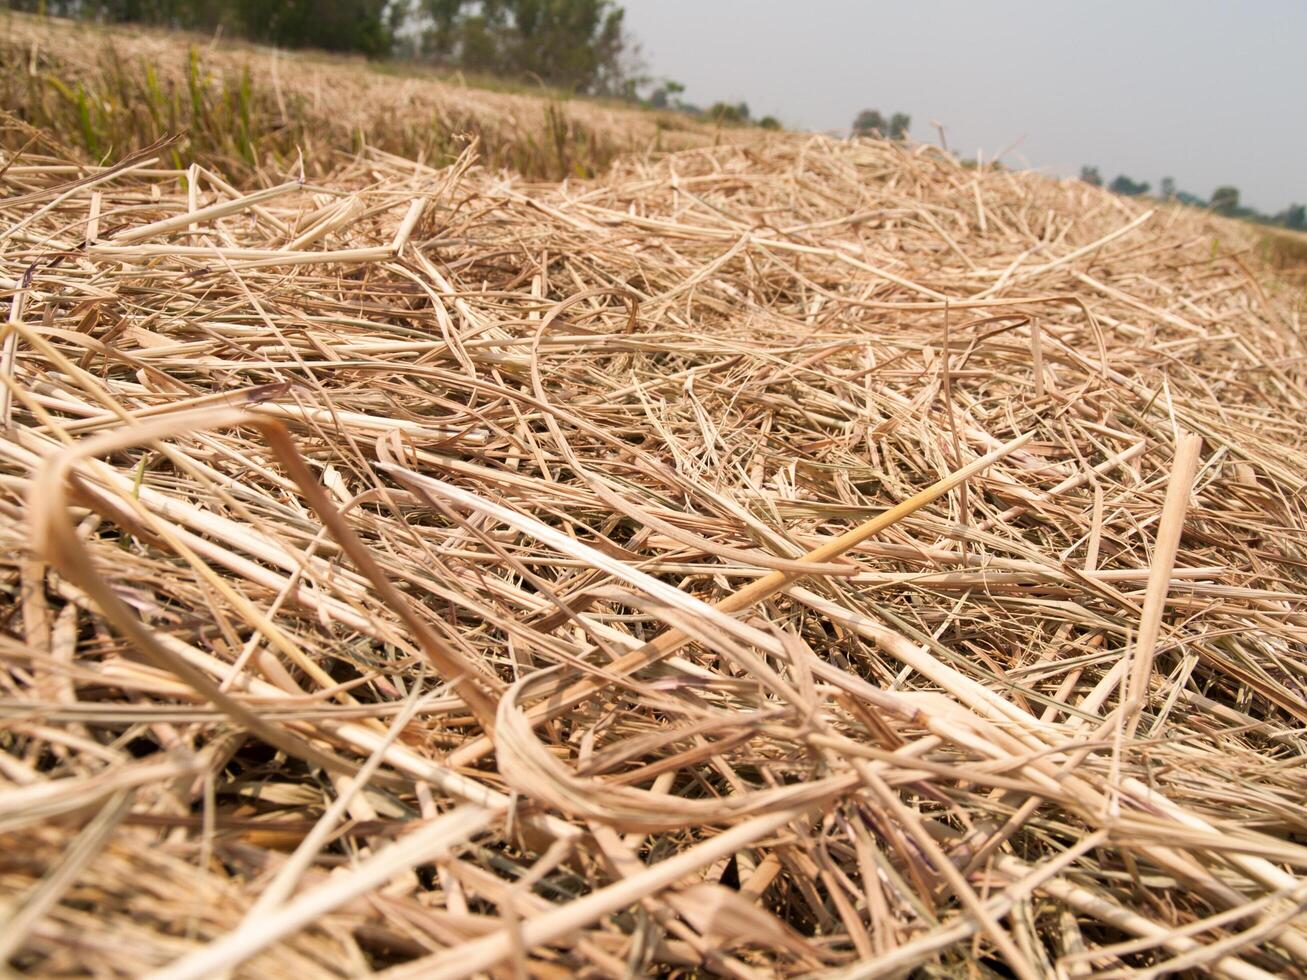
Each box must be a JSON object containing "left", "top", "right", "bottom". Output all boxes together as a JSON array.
[
  {"left": 1080, "top": 166, "right": 1305, "bottom": 232},
  {"left": 7, "top": 0, "right": 398, "bottom": 57},
  {"left": 844, "top": 113, "right": 1302, "bottom": 233},
  {"left": 5, "top": 0, "right": 642, "bottom": 95}
]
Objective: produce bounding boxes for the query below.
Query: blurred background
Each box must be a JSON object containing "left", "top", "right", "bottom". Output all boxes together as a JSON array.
[{"left": 3, "top": 0, "right": 1304, "bottom": 225}]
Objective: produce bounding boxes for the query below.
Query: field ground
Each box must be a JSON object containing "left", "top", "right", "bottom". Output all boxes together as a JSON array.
[
  {"left": 0, "top": 9, "right": 733, "bottom": 179},
  {"left": 3, "top": 11, "right": 1307, "bottom": 980}
]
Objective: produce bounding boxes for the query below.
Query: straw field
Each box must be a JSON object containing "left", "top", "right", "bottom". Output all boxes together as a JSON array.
[
  {"left": 3, "top": 12, "right": 1307, "bottom": 979},
  {"left": 0, "top": 11, "right": 725, "bottom": 180}
]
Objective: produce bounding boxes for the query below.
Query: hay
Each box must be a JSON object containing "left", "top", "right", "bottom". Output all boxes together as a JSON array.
[{"left": 3, "top": 65, "right": 1307, "bottom": 979}]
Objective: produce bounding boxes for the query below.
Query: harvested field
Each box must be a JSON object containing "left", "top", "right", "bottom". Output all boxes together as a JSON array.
[
  {"left": 0, "top": 10, "right": 725, "bottom": 180},
  {"left": 3, "top": 25, "right": 1307, "bottom": 979}
]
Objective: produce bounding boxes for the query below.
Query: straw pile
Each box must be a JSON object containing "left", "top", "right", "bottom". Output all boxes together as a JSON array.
[{"left": 3, "top": 66, "right": 1307, "bottom": 979}]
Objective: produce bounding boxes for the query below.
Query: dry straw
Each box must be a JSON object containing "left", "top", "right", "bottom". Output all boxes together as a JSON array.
[{"left": 2, "top": 30, "right": 1307, "bottom": 978}]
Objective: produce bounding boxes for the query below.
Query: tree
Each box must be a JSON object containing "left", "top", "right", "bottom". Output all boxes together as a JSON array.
[
  {"left": 1160, "top": 176, "right": 1176, "bottom": 200},
  {"left": 757, "top": 115, "right": 781, "bottom": 131},
  {"left": 1211, "top": 186, "right": 1240, "bottom": 215},
  {"left": 647, "top": 79, "right": 684, "bottom": 110},
  {"left": 708, "top": 101, "right": 750, "bottom": 125},
  {"left": 23, "top": 0, "right": 395, "bottom": 56},
  {"left": 1277, "top": 204, "right": 1306, "bottom": 231},
  {"left": 421, "top": 0, "right": 637, "bottom": 95},
  {"left": 852, "top": 108, "right": 909, "bottom": 139},
  {"left": 1109, "top": 174, "right": 1150, "bottom": 197},
  {"left": 235, "top": 0, "right": 394, "bottom": 57},
  {"left": 852, "top": 109, "right": 886, "bottom": 136},
  {"left": 1079, "top": 165, "right": 1102, "bottom": 187}
]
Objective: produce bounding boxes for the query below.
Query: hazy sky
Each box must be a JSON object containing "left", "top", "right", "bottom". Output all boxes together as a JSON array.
[{"left": 620, "top": 0, "right": 1305, "bottom": 213}]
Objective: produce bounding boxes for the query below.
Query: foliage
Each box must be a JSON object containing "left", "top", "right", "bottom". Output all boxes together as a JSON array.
[
  {"left": 1277, "top": 203, "right": 1306, "bottom": 231},
  {"left": 708, "top": 100, "right": 749, "bottom": 125},
  {"left": 1211, "top": 185, "right": 1240, "bottom": 215},
  {"left": 419, "top": 0, "right": 636, "bottom": 95},
  {"left": 852, "top": 108, "right": 884, "bottom": 135},
  {"left": 234, "top": 0, "right": 395, "bottom": 57},
  {"left": 1109, "top": 173, "right": 1150, "bottom": 197},
  {"left": 1088, "top": 169, "right": 1302, "bottom": 233},
  {"left": 5, "top": 0, "right": 396, "bottom": 56},
  {"left": 12, "top": 40, "right": 272, "bottom": 168},
  {"left": 646, "top": 78, "right": 683, "bottom": 110},
  {"left": 852, "top": 108, "right": 909, "bottom": 139}
]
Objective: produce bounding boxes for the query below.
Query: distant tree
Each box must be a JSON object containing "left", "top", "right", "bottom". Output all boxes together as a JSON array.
[
  {"left": 647, "top": 79, "right": 684, "bottom": 110},
  {"left": 757, "top": 115, "right": 782, "bottom": 131},
  {"left": 1211, "top": 185, "right": 1240, "bottom": 215},
  {"left": 18, "top": 0, "right": 396, "bottom": 56},
  {"left": 852, "top": 109, "right": 886, "bottom": 136},
  {"left": 1278, "top": 204, "right": 1306, "bottom": 231},
  {"left": 1109, "top": 174, "right": 1150, "bottom": 197},
  {"left": 707, "top": 101, "right": 750, "bottom": 124},
  {"left": 1079, "top": 165, "right": 1102, "bottom": 187},
  {"left": 6, "top": 0, "right": 93, "bottom": 14},
  {"left": 37, "top": 0, "right": 187, "bottom": 19},
  {"left": 1160, "top": 176, "right": 1176, "bottom": 199},
  {"left": 421, "top": 0, "right": 636, "bottom": 94},
  {"left": 235, "top": 0, "right": 394, "bottom": 57},
  {"left": 853, "top": 108, "right": 909, "bottom": 139}
]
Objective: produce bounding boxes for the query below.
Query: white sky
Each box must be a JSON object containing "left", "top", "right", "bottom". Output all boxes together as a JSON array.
[{"left": 620, "top": 0, "right": 1306, "bottom": 213}]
